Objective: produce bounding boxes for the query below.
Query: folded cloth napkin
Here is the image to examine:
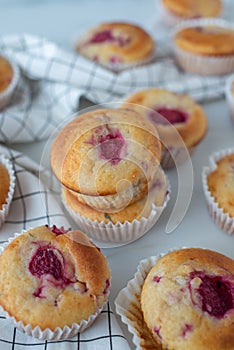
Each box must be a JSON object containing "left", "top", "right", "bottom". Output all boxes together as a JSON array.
[
  {"left": 0, "top": 144, "right": 131, "bottom": 350},
  {"left": 0, "top": 33, "right": 229, "bottom": 143}
]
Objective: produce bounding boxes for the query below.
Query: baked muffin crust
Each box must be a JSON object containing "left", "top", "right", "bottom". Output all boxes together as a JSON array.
[{"left": 76, "top": 22, "right": 155, "bottom": 66}]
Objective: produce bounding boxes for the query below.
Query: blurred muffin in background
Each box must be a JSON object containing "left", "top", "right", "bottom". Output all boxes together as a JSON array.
[
  {"left": 76, "top": 22, "right": 155, "bottom": 71},
  {"left": 122, "top": 88, "right": 207, "bottom": 168},
  {"left": 173, "top": 18, "right": 234, "bottom": 75}
]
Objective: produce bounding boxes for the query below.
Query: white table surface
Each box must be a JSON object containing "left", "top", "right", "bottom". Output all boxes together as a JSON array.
[{"left": 1, "top": 1, "right": 234, "bottom": 349}]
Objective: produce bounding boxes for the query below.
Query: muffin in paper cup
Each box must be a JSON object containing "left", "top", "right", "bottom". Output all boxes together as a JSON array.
[
  {"left": 225, "top": 74, "right": 234, "bottom": 124},
  {"left": 62, "top": 169, "right": 170, "bottom": 244},
  {"left": 173, "top": 18, "right": 234, "bottom": 76},
  {"left": 202, "top": 148, "right": 234, "bottom": 236},
  {"left": 0, "top": 53, "right": 20, "bottom": 109},
  {"left": 115, "top": 247, "right": 234, "bottom": 350},
  {"left": 0, "top": 154, "right": 15, "bottom": 227},
  {"left": 0, "top": 226, "right": 111, "bottom": 340}
]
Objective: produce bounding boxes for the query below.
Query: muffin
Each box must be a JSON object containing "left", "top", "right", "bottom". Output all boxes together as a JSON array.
[
  {"left": 173, "top": 18, "right": 234, "bottom": 75},
  {"left": 0, "top": 54, "right": 20, "bottom": 109},
  {"left": 161, "top": 0, "right": 222, "bottom": 26},
  {"left": 50, "top": 108, "right": 161, "bottom": 211},
  {"left": 225, "top": 74, "right": 234, "bottom": 124},
  {"left": 0, "top": 225, "right": 110, "bottom": 339},
  {"left": 141, "top": 248, "right": 234, "bottom": 350},
  {"left": 76, "top": 22, "right": 155, "bottom": 71},
  {"left": 62, "top": 166, "right": 169, "bottom": 243},
  {"left": 122, "top": 89, "right": 207, "bottom": 168},
  {"left": 202, "top": 148, "right": 234, "bottom": 235},
  {"left": 0, "top": 154, "right": 15, "bottom": 227}
]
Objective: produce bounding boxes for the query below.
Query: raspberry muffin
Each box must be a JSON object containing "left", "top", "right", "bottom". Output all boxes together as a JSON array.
[
  {"left": 0, "top": 154, "right": 15, "bottom": 227},
  {"left": 76, "top": 22, "right": 155, "bottom": 71},
  {"left": 0, "top": 54, "right": 20, "bottom": 109},
  {"left": 51, "top": 108, "right": 161, "bottom": 211},
  {"left": 0, "top": 225, "right": 110, "bottom": 339},
  {"left": 62, "top": 166, "right": 169, "bottom": 243},
  {"left": 161, "top": 0, "right": 222, "bottom": 26},
  {"left": 202, "top": 149, "right": 234, "bottom": 235},
  {"left": 173, "top": 18, "right": 234, "bottom": 75},
  {"left": 141, "top": 248, "right": 234, "bottom": 350},
  {"left": 122, "top": 89, "right": 207, "bottom": 168}
]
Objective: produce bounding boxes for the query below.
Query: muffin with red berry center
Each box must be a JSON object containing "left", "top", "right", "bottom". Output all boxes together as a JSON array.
[
  {"left": 50, "top": 108, "right": 161, "bottom": 211},
  {"left": 141, "top": 248, "right": 234, "bottom": 350},
  {"left": 76, "top": 22, "right": 155, "bottom": 71},
  {"left": 0, "top": 225, "right": 110, "bottom": 338},
  {"left": 122, "top": 89, "right": 207, "bottom": 168}
]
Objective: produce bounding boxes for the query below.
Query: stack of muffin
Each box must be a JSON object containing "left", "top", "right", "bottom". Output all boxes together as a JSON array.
[{"left": 50, "top": 108, "right": 169, "bottom": 244}]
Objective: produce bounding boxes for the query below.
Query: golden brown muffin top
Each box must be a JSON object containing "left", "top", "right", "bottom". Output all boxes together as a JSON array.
[
  {"left": 50, "top": 108, "right": 161, "bottom": 196},
  {"left": 207, "top": 153, "right": 234, "bottom": 217},
  {"left": 0, "top": 56, "right": 13, "bottom": 93},
  {"left": 162, "top": 0, "right": 222, "bottom": 18},
  {"left": 76, "top": 21, "right": 155, "bottom": 66},
  {"left": 0, "top": 163, "right": 10, "bottom": 209},
  {"left": 175, "top": 25, "right": 234, "bottom": 56}
]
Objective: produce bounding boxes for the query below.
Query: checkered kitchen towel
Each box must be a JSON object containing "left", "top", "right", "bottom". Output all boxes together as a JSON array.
[
  {"left": 0, "top": 33, "right": 230, "bottom": 144},
  {"left": 0, "top": 144, "right": 130, "bottom": 350}
]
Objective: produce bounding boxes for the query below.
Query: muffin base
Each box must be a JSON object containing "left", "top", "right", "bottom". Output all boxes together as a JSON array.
[{"left": 62, "top": 190, "right": 170, "bottom": 244}]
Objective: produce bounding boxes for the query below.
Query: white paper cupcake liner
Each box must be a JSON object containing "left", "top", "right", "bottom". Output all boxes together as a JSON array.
[
  {"left": 225, "top": 74, "right": 234, "bottom": 124},
  {"left": 0, "top": 53, "right": 20, "bottom": 110},
  {"left": 62, "top": 183, "right": 170, "bottom": 244},
  {"left": 0, "top": 230, "right": 109, "bottom": 340},
  {"left": 202, "top": 148, "right": 234, "bottom": 236},
  {"left": 173, "top": 18, "right": 234, "bottom": 76},
  {"left": 115, "top": 248, "right": 186, "bottom": 350},
  {"left": 0, "top": 154, "right": 15, "bottom": 227}
]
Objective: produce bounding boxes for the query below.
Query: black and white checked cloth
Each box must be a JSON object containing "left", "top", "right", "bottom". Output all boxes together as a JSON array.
[
  {"left": 0, "top": 33, "right": 230, "bottom": 143},
  {"left": 0, "top": 145, "right": 130, "bottom": 350}
]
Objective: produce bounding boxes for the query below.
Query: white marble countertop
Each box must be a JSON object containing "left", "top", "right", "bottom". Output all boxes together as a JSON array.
[{"left": 1, "top": 1, "right": 234, "bottom": 349}]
